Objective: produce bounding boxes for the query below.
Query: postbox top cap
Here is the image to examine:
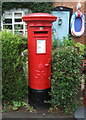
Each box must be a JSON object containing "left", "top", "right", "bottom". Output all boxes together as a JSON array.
[{"left": 22, "top": 13, "right": 57, "bottom": 22}]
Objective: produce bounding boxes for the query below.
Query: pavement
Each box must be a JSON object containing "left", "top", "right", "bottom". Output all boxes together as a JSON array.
[
  {"left": 2, "top": 107, "right": 75, "bottom": 120},
  {"left": 1, "top": 104, "right": 86, "bottom": 120}
]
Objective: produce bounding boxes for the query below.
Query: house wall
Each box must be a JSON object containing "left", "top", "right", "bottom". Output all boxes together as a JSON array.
[{"left": 53, "top": 2, "right": 86, "bottom": 45}]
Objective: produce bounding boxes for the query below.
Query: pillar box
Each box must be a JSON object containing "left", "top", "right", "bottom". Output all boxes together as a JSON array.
[{"left": 22, "top": 13, "right": 57, "bottom": 108}]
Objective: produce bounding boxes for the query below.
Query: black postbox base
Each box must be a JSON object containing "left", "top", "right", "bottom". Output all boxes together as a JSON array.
[{"left": 28, "top": 87, "right": 51, "bottom": 109}]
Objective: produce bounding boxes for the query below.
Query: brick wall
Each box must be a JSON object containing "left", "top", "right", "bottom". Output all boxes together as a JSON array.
[{"left": 53, "top": 2, "right": 86, "bottom": 45}]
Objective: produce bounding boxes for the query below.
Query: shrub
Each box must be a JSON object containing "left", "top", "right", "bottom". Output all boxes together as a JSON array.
[
  {"left": 52, "top": 35, "right": 75, "bottom": 49},
  {"left": 2, "top": 2, "right": 53, "bottom": 14},
  {"left": 75, "top": 42, "right": 85, "bottom": 55},
  {"left": 49, "top": 37, "right": 83, "bottom": 114},
  {"left": 62, "top": 35, "right": 75, "bottom": 47},
  {"left": 2, "top": 30, "right": 28, "bottom": 102}
]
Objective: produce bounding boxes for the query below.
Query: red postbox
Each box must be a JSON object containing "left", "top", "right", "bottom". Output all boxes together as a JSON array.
[{"left": 22, "top": 13, "right": 57, "bottom": 108}]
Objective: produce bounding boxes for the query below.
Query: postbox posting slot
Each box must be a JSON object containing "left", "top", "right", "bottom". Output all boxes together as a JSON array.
[
  {"left": 34, "top": 31, "right": 48, "bottom": 34},
  {"left": 34, "top": 31, "right": 48, "bottom": 36}
]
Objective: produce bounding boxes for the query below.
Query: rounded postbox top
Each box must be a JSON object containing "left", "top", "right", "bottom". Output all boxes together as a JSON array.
[{"left": 22, "top": 13, "right": 57, "bottom": 22}]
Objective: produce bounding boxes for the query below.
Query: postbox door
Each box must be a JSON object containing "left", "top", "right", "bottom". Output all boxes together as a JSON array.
[
  {"left": 28, "top": 26, "right": 52, "bottom": 89},
  {"left": 29, "top": 36, "right": 51, "bottom": 89}
]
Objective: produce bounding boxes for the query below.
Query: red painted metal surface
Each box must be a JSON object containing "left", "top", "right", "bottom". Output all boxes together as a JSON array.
[{"left": 22, "top": 13, "right": 57, "bottom": 89}]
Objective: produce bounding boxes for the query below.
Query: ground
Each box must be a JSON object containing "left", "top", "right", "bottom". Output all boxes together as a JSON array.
[{"left": 2, "top": 106, "right": 75, "bottom": 119}]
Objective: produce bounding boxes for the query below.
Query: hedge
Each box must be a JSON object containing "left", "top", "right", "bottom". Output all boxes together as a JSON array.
[
  {"left": 2, "top": 30, "right": 27, "bottom": 101},
  {"left": 48, "top": 37, "right": 83, "bottom": 114}
]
